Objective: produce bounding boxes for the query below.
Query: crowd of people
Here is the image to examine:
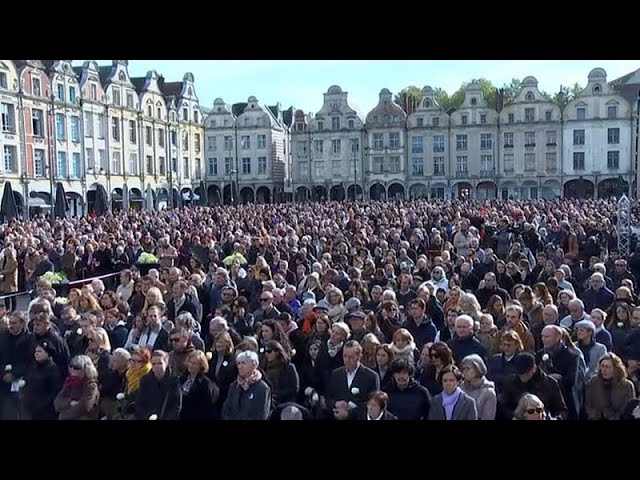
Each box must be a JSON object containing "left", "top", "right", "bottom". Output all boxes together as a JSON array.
[{"left": 0, "top": 196, "right": 639, "bottom": 420}]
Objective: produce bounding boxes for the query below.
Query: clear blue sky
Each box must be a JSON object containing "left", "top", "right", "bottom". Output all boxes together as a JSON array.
[{"left": 75, "top": 60, "right": 640, "bottom": 115}]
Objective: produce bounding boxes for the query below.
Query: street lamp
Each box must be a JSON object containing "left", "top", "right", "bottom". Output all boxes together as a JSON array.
[
  {"left": 47, "top": 90, "right": 57, "bottom": 218},
  {"left": 229, "top": 169, "right": 237, "bottom": 205}
]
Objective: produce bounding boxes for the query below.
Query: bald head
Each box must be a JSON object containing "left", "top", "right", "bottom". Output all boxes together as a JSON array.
[
  {"left": 542, "top": 304, "right": 559, "bottom": 325},
  {"left": 541, "top": 325, "right": 562, "bottom": 349}
]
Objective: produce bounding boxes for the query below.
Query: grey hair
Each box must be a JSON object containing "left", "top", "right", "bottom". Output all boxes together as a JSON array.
[
  {"left": 593, "top": 263, "right": 606, "bottom": 274},
  {"left": 455, "top": 314, "right": 474, "bottom": 329},
  {"left": 112, "top": 348, "right": 131, "bottom": 362},
  {"left": 514, "top": 393, "right": 545, "bottom": 420},
  {"left": 461, "top": 354, "right": 488, "bottom": 377},
  {"left": 210, "top": 316, "right": 228, "bottom": 330},
  {"left": 176, "top": 312, "right": 197, "bottom": 331},
  {"left": 70, "top": 355, "right": 99, "bottom": 380},
  {"left": 568, "top": 298, "right": 584, "bottom": 309},
  {"left": 382, "top": 290, "right": 396, "bottom": 301},
  {"left": 281, "top": 406, "right": 303, "bottom": 420},
  {"left": 236, "top": 350, "right": 259, "bottom": 366}
]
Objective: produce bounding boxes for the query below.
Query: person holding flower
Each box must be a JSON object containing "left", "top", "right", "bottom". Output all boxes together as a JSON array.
[
  {"left": 179, "top": 350, "right": 219, "bottom": 420},
  {"left": 135, "top": 350, "right": 182, "bottom": 420},
  {"left": 99, "top": 348, "right": 130, "bottom": 420},
  {"left": 0, "top": 311, "right": 34, "bottom": 420},
  {"left": 22, "top": 342, "right": 63, "bottom": 420}
]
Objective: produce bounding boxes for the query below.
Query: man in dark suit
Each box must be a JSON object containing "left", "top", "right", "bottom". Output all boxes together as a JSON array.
[
  {"left": 325, "top": 340, "right": 380, "bottom": 420},
  {"left": 166, "top": 280, "right": 199, "bottom": 323},
  {"left": 139, "top": 306, "right": 170, "bottom": 353}
]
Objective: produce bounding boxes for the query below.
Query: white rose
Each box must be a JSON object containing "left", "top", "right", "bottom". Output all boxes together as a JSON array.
[
  {"left": 76, "top": 328, "right": 83, "bottom": 336},
  {"left": 4, "top": 364, "right": 12, "bottom": 372},
  {"left": 542, "top": 354, "right": 550, "bottom": 362},
  {"left": 222, "top": 361, "right": 228, "bottom": 367},
  {"left": 116, "top": 393, "right": 126, "bottom": 401},
  {"left": 205, "top": 351, "right": 213, "bottom": 361},
  {"left": 17, "top": 379, "right": 26, "bottom": 389},
  {"left": 617, "top": 322, "right": 624, "bottom": 328},
  {"left": 149, "top": 414, "right": 158, "bottom": 421},
  {"left": 100, "top": 416, "right": 108, "bottom": 421},
  {"left": 351, "top": 387, "right": 360, "bottom": 395},
  {"left": 633, "top": 405, "right": 640, "bottom": 420},
  {"left": 311, "top": 392, "right": 320, "bottom": 404},
  {"left": 304, "top": 387, "right": 313, "bottom": 397},
  {"left": 259, "top": 348, "right": 264, "bottom": 354},
  {"left": 291, "top": 349, "right": 296, "bottom": 356}
]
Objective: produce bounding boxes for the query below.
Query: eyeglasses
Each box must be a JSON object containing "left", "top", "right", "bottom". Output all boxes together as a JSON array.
[
  {"left": 429, "top": 353, "right": 439, "bottom": 359},
  {"left": 525, "top": 408, "right": 544, "bottom": 415},
  {"left": 260, "top": 298, "right": 270, "bottom": 302},
  {"left": 70, "top": 365, "right": 82, "bottom": 370}
]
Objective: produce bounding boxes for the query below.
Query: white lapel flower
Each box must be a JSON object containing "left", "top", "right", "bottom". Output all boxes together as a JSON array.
[
  {"left": 116, "top": 393, "right": 126, "bottom": 401},
  {"left": 149, "top": 414, "right": 158, "bottom": 421},
  {"left": 304, "top": 387, "right": 313, "bottom": 397},
  {"left": 632, "top": 405, "right": 640, "bottom": 419},
  {"left": 351, "top": 387, "right": 360, "bottom": 395},
  {"left": 4, "top": 364, "right": 12, "bottom": 372},
  {"left": 205, "top": 351, "right": 213, "bottom": 361},
  {"left": 76, "top": 328, "right": 83, "bottom": 336},
  {"left": 291, "top": 349, "right": 296, "bottom": 356},
  {"left": 100, "top": 416, "right": 108, "bottom": 420},
  {"left": 17, "top": 379, "right": 26, "bottom": 389},
  {"left": 542, "top": 354, "right": 550, "bottom": 362},
  {"left": 222, "top": 361, "right": 229, "bottom": 367},
  {"left": 259, "top": 347, "right": 265, "bottom": 354},
  {"left": 311, "top": 392, "right": 320, "bottom": 405},
  {"left": 617, "top": 322, "right": 624, "bottom": 328}
]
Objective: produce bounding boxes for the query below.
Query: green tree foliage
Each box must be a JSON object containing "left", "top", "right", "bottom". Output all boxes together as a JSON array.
[{"left": 394, "top": 86, "right": 422, "bottom": 115}]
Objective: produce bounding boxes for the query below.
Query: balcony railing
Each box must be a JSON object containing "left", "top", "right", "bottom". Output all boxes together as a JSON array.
[{"left": 479, "top": 169, "right": 495, "bottom": 177}]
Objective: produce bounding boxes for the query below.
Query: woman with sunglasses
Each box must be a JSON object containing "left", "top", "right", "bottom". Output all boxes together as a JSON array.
[
  {"left": 54, "top": 355, "right": 100, "bottom": 420},
  {"left": 513, "top": 393, "right": 547, "bottom": 420},
  {"left": 418, "top": 342, "right": 454, "bottom": 396},
  {"left": 262, "top": 340, "right": 300, "bottom": 408}
]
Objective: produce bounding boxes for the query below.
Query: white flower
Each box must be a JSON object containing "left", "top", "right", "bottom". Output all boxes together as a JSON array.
[
  {"left": 304, "top": 387, "right": 313, "bottom": 397},
  {"left": 259, "top": 348, "right": 264, "bottom": 354},
  {"left": 205, "top": 351, "right": 213, "bottom": 361},
  {"left": 76, "top": 328, "right": 83, "bottom": 336},
  {"left": 617, "top": 322, "right": 624, "bottom": 328},
  {"left": 633, "top": 405, "right": 640, "bottom": 419},
  {"left": 149, "top": 414, "right": 158, "bottom": 421},
  {"left": 17, "top": 379, "right": 26, "bottom": 389},
  {"left": 100, "top": 416, "right": 108, "bottom": 421},
  {"left": 542, "top": 354, "right": 550, "bottom": 362},
  {"left": 116, "top": 393, "right": 126, "bottom": 401},
  {"left": 4, "top": 364, "right": 12, "bottom": 372},
  {"left": 291, "top": 349, "right": 296, "bottom": 356},
  {"left": 222, "top": 361, "right": 228, "bottom": 367},
  {"left": 311, "top": 392, "right": 319, "bottom": 405},
  {"left": 351, "top": 387, "right": 360, "bottom": 395}
]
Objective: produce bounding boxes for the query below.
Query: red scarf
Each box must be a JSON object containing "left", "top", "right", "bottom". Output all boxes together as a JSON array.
[{"left": 236, "top": 369, "right": 262, "bottom": 391}]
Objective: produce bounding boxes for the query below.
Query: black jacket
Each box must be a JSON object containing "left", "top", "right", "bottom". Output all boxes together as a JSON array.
[
  {"left": 384, "top": 378, "right": 432, "bottom": 420},
  {"left": 501, "top": 367, "right": 568, "bottom": 420},
  {"left": 136, "top": 372, "right": 182, "bottom": 420},
  {"left": 33, "top": 328, "right": 70, "bottom": 377},
  {"left": 207, "top": 352, "right": 237, "bottom": 405},
  {"left": 0, "top": 331, "right": 35, "bottom": 393},
  {"left": 166, "top": 294, "right": 200, "bottom": 323},
  {"left": 448, "top": 335, "right": 488, "bottom": 365},
  {"left": 22, "top": 358, "right": 63, "bottom": 420},
  {"left": 179, "top": 373, "right": 220, "bottom": 420},
  {"left": 222, "top": 377, "right": 271, "bottom": 420},
  {"left": 535, "top": 344, "right": 581, "bottom": 417},
  {"left": 264, "top": 361, "right": 300, "bottom": 407},
  {"left": 299, "top": 358, "right": 326, "bottom": 399},
  {"left": 417, "top": 364, "right": 443, "bottom": 397},
  {"left": 325, "top": 364, "right": 380, "bottom": 414},
  {"left": 486, "top": 353, "right": 519, "bottom": 395}
]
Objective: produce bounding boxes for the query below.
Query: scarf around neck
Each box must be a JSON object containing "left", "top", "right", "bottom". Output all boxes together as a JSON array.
[
  {"left": 327, "top": 339, "right": 344, "bottom": 358},
  {"left": 237, "top": 368, "right": 262, "bottom": 391},
  {"left": 442, "top": 387, "right": 463, "bottom": 420},
  {"left": 126, "top": 363, "right": 152, "bottom": 394}
]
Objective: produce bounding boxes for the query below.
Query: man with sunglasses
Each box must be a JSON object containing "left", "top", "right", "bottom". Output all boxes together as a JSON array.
[
  {"left": 253, "top": 291, "right": 280, "bottom": 324},
  {"left": 168, "top": 327, "right": 196, "bottom": 377}
]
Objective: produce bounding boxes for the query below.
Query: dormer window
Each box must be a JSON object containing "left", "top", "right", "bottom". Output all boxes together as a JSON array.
[
  {"left": 424, "top": 99, "right": 431, "bottom": 108},
  {"left": 194, "top": 111, "right": 199, "bottom": 123},
  {"left": 471, "top": 98, "right": 477, "bottom": 106},
  {"left": 373, "top": 115, "right": 378, "bottom": 123},
  {"left": 118, "top": 71, "right": 126, "bottom": 81},
  {"left": 188, "top": 87, "right": 193, "bottom": 96},
  {"left": 525, "top": 92, "right": 534, "bottom": 102},
  {"left": 147, "top": 105, "right": 152, "bottom": 117},
  {"left": 393, "top": 115, "right": 398, "bottom": 122},
  {"left": 383, "top": 115, "right": 389, "bottom": 123}
]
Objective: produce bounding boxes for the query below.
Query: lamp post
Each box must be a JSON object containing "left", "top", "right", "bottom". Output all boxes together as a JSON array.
[
  {"left": 352, "top": 145, "right": 357, "bottom": 201},
  {"left": 47, "top": 90, "right": 56, "bottom": 217},
  {"left": 229, "top": 169, "right": 237, "bottom": 205}
]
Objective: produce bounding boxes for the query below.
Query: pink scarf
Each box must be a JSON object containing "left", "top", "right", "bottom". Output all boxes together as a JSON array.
[{"left": 236, "top": 369, "right": 262, "bottom": 391}]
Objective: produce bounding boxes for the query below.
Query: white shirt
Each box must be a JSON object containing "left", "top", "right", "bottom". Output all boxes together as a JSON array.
[
  {"left": 346, "top": 365, "right": 360, "bottom": 389},
  {"left": 367, "top": 411, "right": 384, "bottom": 421}
]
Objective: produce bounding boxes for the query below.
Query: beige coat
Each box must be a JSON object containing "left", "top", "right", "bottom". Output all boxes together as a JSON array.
[{"left": 0, "top": 251, "right": 18, "bottom": 293}]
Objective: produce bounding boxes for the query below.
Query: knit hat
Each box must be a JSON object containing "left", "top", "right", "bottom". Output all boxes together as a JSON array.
[
  {"left": 314, "top": 300, "right": 330, "bottom": 311},
  {"left": 331, "top": 321, "right": 351, "bottom": 339},
  {"left": 513, "top": 353, "right": 536, "bottom": 375},
  {"left": 575, "top": 320, "right": 596, "bottom": 332},
  {"left": 344, "top": 297, "right": 361, "bottom": 312},
  {"left": 302, "top": 291, "right": 316, "bottom": 302}
]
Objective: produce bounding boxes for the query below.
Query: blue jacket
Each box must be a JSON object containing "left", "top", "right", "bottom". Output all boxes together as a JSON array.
[
  {"left": 448, "top": 335, "right": 488, "bottom": 365},
  {"left": 582, "top": 287, "right": 615, "bottom": 314},
  {"left": 403, "top": 316, "right": 437, "bottom": 352},
  {"left": 486, "top": 353, "right": 519, "bottom": 395},
  {"left": 595, "top": 327, "right": 613, "bottom": 352}
]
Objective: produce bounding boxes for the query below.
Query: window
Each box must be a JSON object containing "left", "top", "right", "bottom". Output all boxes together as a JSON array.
[
  {"left": 461, "top": 115, "right": 468, "bottom": 125},
  {"left": 85, "top": 148, "right": 94, "bottom": 170},
  {"left": 96, "top": 114, "right": 105, "bottom": 139},
  {"left": 128, "top": 153, "right": 138, "bottom": 175},
  {"left": 332, "top": 160, "right": 341, "bottom": 176},
  {"left": 241, "top": 135, "right": 250, "bottom": 149},
  {"left": 146, "top": 155, "right": 153, "bottom": 175},
  {"left": 112, "top": 151, "right": 121, "bottom": 174},
  {"left": 225, "top": 157, "right": 232, "bottom": 175},
  {"left": 545, "top": 110, "right": 552, "bottom": 121},
  {"left": 194, "top": 111, "right": 199, "bottom": 123},
  {"left": 158, "top": 128, "right": 165, "bottom": 147},
  {"left": 332, "top": 117, "right": 341, "bottom": 130},
  {"left": 208, "top": 136, "right": 216, "bottom": 151},
  {"left": 348, "top": 119, "right": 354, "bottom": 129},
  {"left": 608, "top": 105, "right": 617, "bottom": 119},
  {"left": 3, "top": 146, "right": 17, "bottom": 172},
  {"left": 147, "top": 105, "right": 152, "bottom": 117},
  {"left": 257, "top": 134, "right": 266, "bottom": 149},
  {"left": 417, "top": 117, "right": 424, "bottom": 127},
  {"left": 90, "top": 84, "right": 97, "bottom": 101},
  {"left": 456, "top": 156, "right": 468, "bottom": 174},
  {"left": 244, "top": 118, "right": 249, "bottom": 127},
  {"left": 411, "top": 136, "right": 423, "bottom": 154},
  {"left": 573, "top": 129, "right": 585, "bottom": 145},
  {"left": 317, "top": 121, "right": 324, "bottom": 130},
  {"left": 373, "top": 133, "right": 383, "bottom": 150},
  {"left": 183, "top": 157, "right": 190, "bottom": 178},
  {"left": 434, "top": 156, "right": 445, "bottom": 176},
  {"left": 171, "top": 158, "right": 177, "bottom": 173},
  {"left": 389, "top": 132, "right": 400, "bottom": 149},
  {"left": 389, "top": 156, "right": 401, "bottom": 173},
  {"left": 283, "top": 139, "right": 286, "bottom": 157},
  {"left": 480, "top": 114, "right": 487, "bottom": 124},
  {"left": 57, "top": 152, "right": 67, "bottom": 177},
  {"left": 508, "top": 113, "right": 514, "bottom": 123},
  {"left": 34, "top": 149, "right": 45, "bottom": 176},
  {"left": 314, "top": 140, "right": 323, "bottom": 154},
  {"left": 607, "top": 151, "right": 620, "bottom": 170},
  {"left": 56, "top": 113, "right": 66, "bottom": 139},
  {"left": 183, "top": 132, "right": 189, "bottom": 150},
  {"left": 183, "top": 108, "right": 189, "bottom": 121},
  {"left": 432, "top": 117, "right": 440, "bottom": 127},
  {"left": 373, "top": 115, "right": 378, "bottom": 123},
  {"left": 129, "top": 120, "right": 137, "bottom": 144},
  {"left": 504, "top": 153, "right": 515, "bottom": 172},
  {"left": 69, "top": 86, "right": 76, "bottom": 104},
  {"left": 126, "top": 93, "right": 134, "bottom": 109},
  {"left": 456, "top": 134, "right": 467, "bottom": 151},
  {"left": 70, "top": 116, "right": 80, "bottom": 142},
  {"left": 56, "top": 84, "right": 65, "bottom": 101},
  {"left": 157, "top": 107, "right": 162, "bottom": 119},
  {"left": 111, "top": 117, "right": 120, "bottom": 141},
  {"left": 525, "top": 153, "right": 536, "bottom": 171},
  {"left": 546, "top": 130, "right": 556, "bottom": 145},
  {"left": 1, "top": 103, "right": 15, "bottom": 132},
  {"left": 314, "top": 162, "right": 324, "bottom": 177},
  {"left": 84, "top": 111, "right": 93, "bottom": 137},
  {"left": 331, "top": 139, "right": 341, "bottom": 155},
  {"left": 72, "top": 153, "right": 81, "bottom": 178},
  {"left": 297, "top": 141, "right": 308, "bottom": 155},
  {"left": 195, "top": 158, "right": 202, "bottom": 179},
  {"left": 351, "top": 138, "right": 359, "bottom": 154},
  {"left": 481, "top": 133, "right": 492, "bottom": 150},
  {"left": 159, "top": 156, "right": 166, "bottom": 175},
  {"left": 143, "top": 126, "right": 151, "bottom": 146},
  {"left": 545, "top": 152, "right": 557, "bottom": 173},
  {"left": 412, "top": 157, "right": 424, "bottom": 176},
  {"left": 113, "top": 89, "right": 121, "bottom": 106},
  {"left": 608, "top": 128, "right": 620, "bottom": 144},
  {"left": 504, "top": 132, "right": 514, "bottom": 147},
  {"left": 524, "top": 131, "right": 535, "bottom": 146},
  {"left": 525, "top": 108, "right": 535, "bottom": 122},
  {"left": 0, "top": 72, "right": 6, "bottom": 89},
  {"left": 433, "top": 135, "right": 445, "bottom": 153},
  {"left": 32, "top": 77, "right": 41, "bottom": 96},
  {"left": 573, "top": 152, "right": 585, "bottom": 170},
  {"left": 208, "top": 157, "right": 218, "bottom": 176},
  {"left": 576, "top": 107, "right": 586, "bottom": 120},
  {"left": 242, "top": 157, "right": 251, "bottom": 175},
  {"left": 31, "top": 109, "right": 44, "bottom": 137},
  {"left": 171, "top": 131, "right": 177, "bottom": 146},
  {"left": 98, "top": 149, "right": 106, "bottom": 170},
  {"left": 373, "top": 156, "right": 384, "bottom": 174},
  {"left": 223, "top": 136, "right": 232, "bottom": 151},
  {"left": 258, "top": 156, "right": 267, "bottom": 174}
]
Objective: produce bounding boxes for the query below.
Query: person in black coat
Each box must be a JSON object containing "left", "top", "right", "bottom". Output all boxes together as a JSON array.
[
  {"left": 486, "top": 330, "right": 523, "bottom": 396},
  {"left": 262, "top": 340, "right": 300, "bottom": 407},
  {"left": 136, "top": 350, "right": 182, "bottom": 420},
  {"left": 384, "top": 359, "right": 432, "bottom": 420},
  {"left": 447, "top": 315, "right": 488, "bottom": 365},
  {"left": 138, "top": 306, "right": 171, "bottom": 353},
  {"left": 325, "top": 340, "right": 380, "bottom": 420},
  {"left": 166, "top": 282, "right": 200, "bottom": 324},
  {"left": 22, "top": 342, "right": 63, "bottom": 420},
  {"left": 351, "top": 390, "right": 398, "bottom": 420},
  {"left": 299, "top": 340, "right": 326, "bottom": 402},
  {"left": 179, "top": 350, "right": 220, "bottom": 420},
  {"left": 206, "top": 331, "right": 238, "bottom": 408},
  {"left": 416, "top": 342, "right": 455, "bottom": 396},
  {"left": 277, "top": 312, "right": 307, "bottom": 368},
  {"left": 31, "top": 313, "right": 69, "bottom": 378},
  {"left": 222, "top": 350, "right": 272, "bottom": 420}
]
